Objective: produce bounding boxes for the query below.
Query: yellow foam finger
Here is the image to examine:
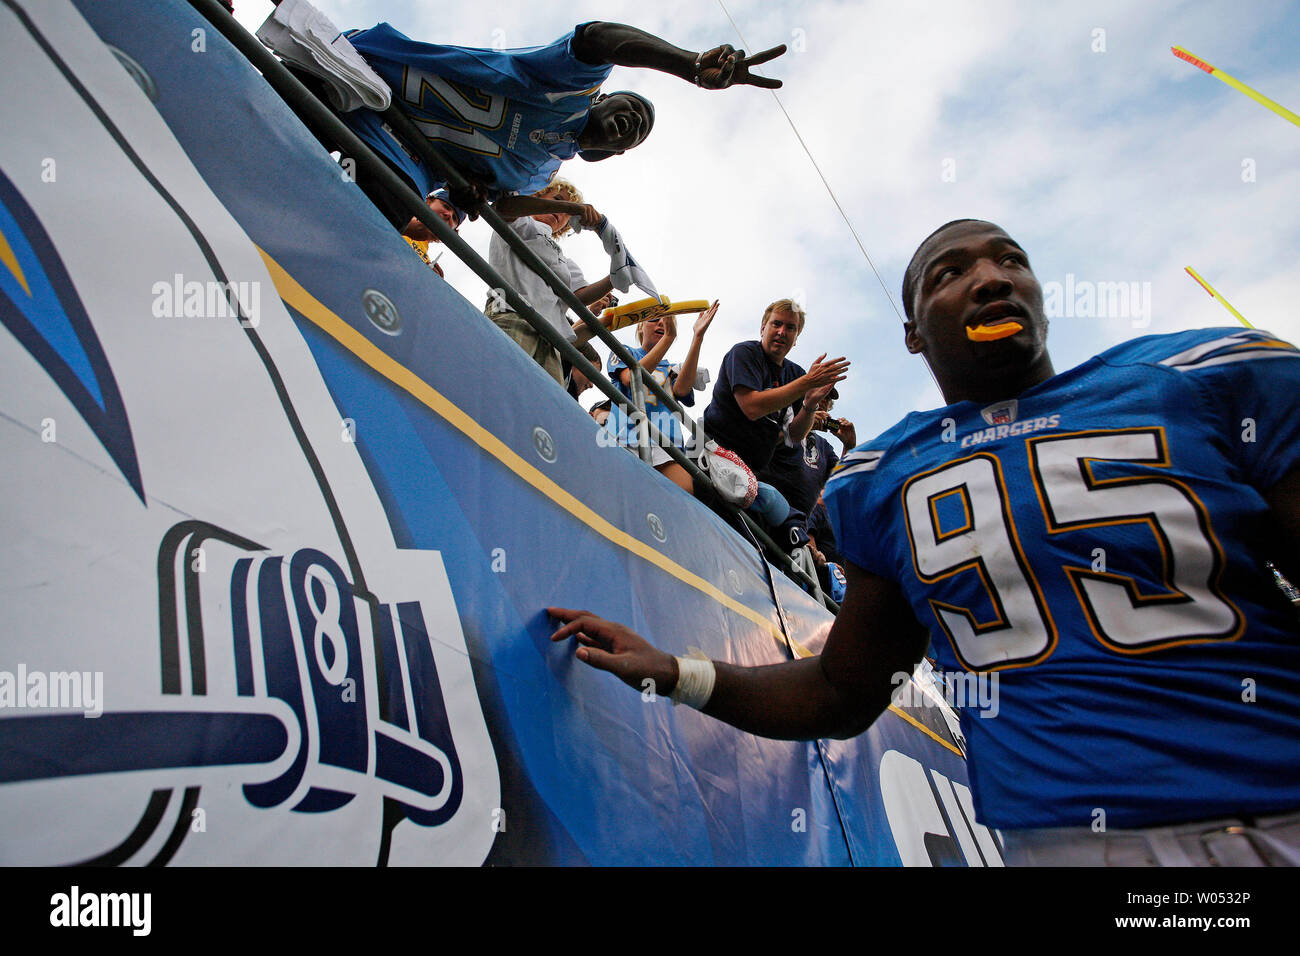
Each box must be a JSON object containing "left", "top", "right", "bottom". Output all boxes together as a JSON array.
[
  {"left": 601, "top": 296, "right": 669, "bottom": 331},
  {"left": 658, "top": 299, "right": 711, "bottom": 317}
]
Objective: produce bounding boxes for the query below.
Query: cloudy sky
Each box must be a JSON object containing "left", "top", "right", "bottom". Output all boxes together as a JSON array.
[{"left": 235, "top": 0, "right": 1299, "bottom": 440}]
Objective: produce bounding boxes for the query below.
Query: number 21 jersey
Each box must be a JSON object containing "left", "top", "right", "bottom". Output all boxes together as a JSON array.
[{"left": 341, "top": 23, "right": 613, "bottom": 199}]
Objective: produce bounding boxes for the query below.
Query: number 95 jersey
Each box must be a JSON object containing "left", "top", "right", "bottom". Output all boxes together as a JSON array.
[{"left": 824, "top": 328, "right": 1300, "bottom": 831}]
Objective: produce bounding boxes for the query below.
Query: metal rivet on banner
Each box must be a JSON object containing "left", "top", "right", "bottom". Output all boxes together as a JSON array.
[
  {"left": 532, "top": 427, "right": 556, "bottom": 463},
  {"left": 362, "top": 288, "right": 402, "bottom": 336},
  {"left": 109, "top": 46, "right": 157, "bottom": 101}
]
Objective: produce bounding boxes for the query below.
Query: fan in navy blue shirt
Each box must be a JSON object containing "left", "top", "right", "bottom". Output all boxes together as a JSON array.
[
  {"left": 703, "top": 300, "right": 849, "bottom": 475},
  {"left": 759, "top": 389, "right": 857, "bottom": 517}
]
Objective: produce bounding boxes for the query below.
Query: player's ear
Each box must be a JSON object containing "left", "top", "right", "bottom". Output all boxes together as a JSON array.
[{"left": 904, "top": 320, "right": 925, "bottom": 354}]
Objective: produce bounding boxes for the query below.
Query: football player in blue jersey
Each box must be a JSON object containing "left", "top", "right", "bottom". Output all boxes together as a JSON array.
[
  {"left": 326, "top": 19, "right": 785, "bottom": 223},
  {"left": 549, "top": 219, "right": 1300, "bottom": 866}
]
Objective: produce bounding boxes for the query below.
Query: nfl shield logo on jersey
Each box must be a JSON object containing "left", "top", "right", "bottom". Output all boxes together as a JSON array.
[{"left": 981, "top": 399, "right": 1018, "bottom": 426}]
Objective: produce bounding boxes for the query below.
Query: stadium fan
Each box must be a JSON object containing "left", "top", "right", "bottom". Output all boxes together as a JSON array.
[
  {"left": 564, "top": 294, "right": 615, "bottom": 401},
  {"left": 263, "top": 3, "right": 787, "bottom": 225},
  {"left": 400, "top": 188, "right": 465, "bottom": 277},
  {"left": 603, "top": 302, "right": 719, "bottom": 494},
  {"left": 702, "top": 299, "right": 849, "bottom": 531},
  {"left": 564, "top": 340, "right": 605, "bottom": 401},
  {"left": 758, "top": 388, "right": 856, "bottom": 598},
  {"left": 589, "top": 399, "right": 613, "bottom": 428},
  {"left": 804, "top": 490, "right": 847, "bottom": 603},
  {"left": 550, "top": 219, "right": 1300, "bottom": 867},
  {"left": 485, "top": 179, "right": 614, "bottom": 384},
  {"left": 759, "top": 388, "right": 857, "bottom": 518}
]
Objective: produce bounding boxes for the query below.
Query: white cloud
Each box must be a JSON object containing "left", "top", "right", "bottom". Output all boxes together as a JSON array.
[{"left": 236, "top": 0, "right": 1299, "bottom": 438}]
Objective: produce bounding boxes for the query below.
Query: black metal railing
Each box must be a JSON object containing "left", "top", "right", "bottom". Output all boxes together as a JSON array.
[{"left": 189, "top": 0, "right": 837, "bottom": 611}]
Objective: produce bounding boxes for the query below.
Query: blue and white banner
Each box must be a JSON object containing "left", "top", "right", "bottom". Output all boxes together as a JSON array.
[{"left": 0, "top": 0, "right": 994, "bottom": 866}]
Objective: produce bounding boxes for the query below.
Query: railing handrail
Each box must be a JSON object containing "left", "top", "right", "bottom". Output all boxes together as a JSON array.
[{"left": 375, "top": 102, "right": 711, "bottom": 462}]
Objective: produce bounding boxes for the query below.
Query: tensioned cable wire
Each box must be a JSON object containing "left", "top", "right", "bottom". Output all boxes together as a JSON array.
[
  {"left": 715, "top": 0, "right": 942, "bottom": 395},
  {"left": 715, "top": 2, "right": 948, "bottom": 860},
  {"left": 716, "top": 0, "right": 905, "bottom": 326}
]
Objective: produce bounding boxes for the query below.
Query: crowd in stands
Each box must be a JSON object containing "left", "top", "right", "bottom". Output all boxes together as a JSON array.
[
  {"left": 261, "top": 6, "right": 848, "bottom": 595},
  {"left": 484, "top": 178, "right": 613, "bottom": 385},
  {"left": 477, "top": 174, "right": 854, "bottom": 595},
  {"left": 403, "top": 171, "right": 849, "bottom": 595}
]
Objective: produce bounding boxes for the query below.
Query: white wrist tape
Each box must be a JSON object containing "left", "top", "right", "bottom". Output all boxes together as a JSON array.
[{"left": 670, "top": 655, "right": 716, "bottom": 709}]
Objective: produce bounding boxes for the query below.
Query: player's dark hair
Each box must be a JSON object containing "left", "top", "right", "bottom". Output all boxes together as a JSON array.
[{"left": 900, "top": 218, "right": 985, "bottom": 323}]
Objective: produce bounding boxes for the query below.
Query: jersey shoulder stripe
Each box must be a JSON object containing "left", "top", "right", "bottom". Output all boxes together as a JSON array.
[
  {"left": 835, "top": 448, "right": 884, "bottom": 468},
  {"left": 828, "top": 452, "right": 883, "bottom": 481},
  {"left": 826, "top": 413, "right": 922, "bottom": 487},
  {"left": 1100, "top": 327, "right": 1299, "bottom": 373},
  {"left": 1161, "top": 332, "right": 1299, "bottom": 371}
]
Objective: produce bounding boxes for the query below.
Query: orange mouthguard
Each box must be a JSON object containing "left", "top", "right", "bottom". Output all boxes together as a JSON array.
[{"left": 966, "top": 321, "right": 1023, "bottom": 342}]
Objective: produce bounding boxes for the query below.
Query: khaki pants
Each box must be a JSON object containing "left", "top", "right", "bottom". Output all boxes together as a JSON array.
[
  {"left": 1002, "top": 810, "right": 1300, "bottom": 866},
  {"left": 489, "top": 311, "right": 564, "bottom": 384}
]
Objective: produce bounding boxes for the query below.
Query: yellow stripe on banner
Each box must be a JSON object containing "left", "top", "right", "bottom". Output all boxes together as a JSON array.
[
  {"left": 256, "top": 247, "right": 815, "bottom": 658},
  {"left": 887, "top": 704, "right": 964, "bottom": 757},
  {"left": 0, "top": 226, "right": 32, "bottom": 296}
]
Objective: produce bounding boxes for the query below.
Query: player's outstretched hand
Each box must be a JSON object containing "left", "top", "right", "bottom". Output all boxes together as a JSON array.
[
  {"left": 695, "top": 44, "right": 786, "bottom": 90},
  {"left": 548, "top": 607, "right": 679, "bottom": 695},
  {"left": 577, "top": 203, "right": 603, "bottom": 228}
]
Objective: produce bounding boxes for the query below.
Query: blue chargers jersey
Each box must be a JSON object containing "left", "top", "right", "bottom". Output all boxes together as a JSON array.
[
  {"left": 606, "top": 347, "right": 695, "bottom": 449},
  {"left": 342, "top": 23, "right": 613, "bottom": 198},
  {"left": 824, "top": 328, "right": 1300, "bottom": 830}
]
